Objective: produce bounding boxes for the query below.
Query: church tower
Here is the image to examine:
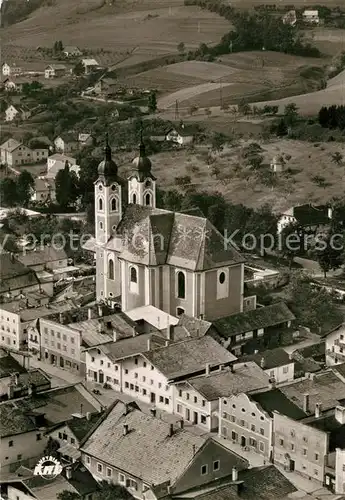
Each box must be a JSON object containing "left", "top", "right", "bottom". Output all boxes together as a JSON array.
[
  {"left": 95, "top": 134, "right": 122, "bottom": 245},
  {"left": 128, "top": 133, "right": 156, "bottom": 208}
]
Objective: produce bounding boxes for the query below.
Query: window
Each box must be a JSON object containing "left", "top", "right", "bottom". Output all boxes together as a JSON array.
[
  {"left": 91, "top": 357, "right": 95, "bottom": 362},
  {"left": 130, "top": 384, "right": 134, "bottom": 390},
  {"left": 63, "top": 433, "right": 67, "bottom": 440},
  {"left": 283, "top": 365, "right": 289, "bottom": 374},
  {"left": 142, "top": 376, "right": 146, "bottom": 382},
  {"left": 260, "top": 428, "right": 264, "bottom": 436},
  {"left": 125, "top": 382, "right": 129, "bottom": 388},
  {"left": 315, "top": 453, "right": 319, "bottom": 461},
  {"left": 279, "top": 439, "right": 284, "bottom": 446},
  {"left": 100, "top": 360, "right": 103, "bottom": 366},
  {"left": 158, "top": 382, "right": 162, "bottom": 388},
  {"left": 135, "top": 373, "right": 138, "bottom": 379},
  {"left": 106, "top": 468, "right": 112, "bottom": 477},
  {"left": 114, "top": 379, "right": 119, "bottom": 385},
  {"left": 111, "top": 198, "right": 117, "bottom": 211},
  {"left": 108, "top": 259, "right": 115, "bottom": 280},
  {"left": 125, "top": 369, "right": 128, "bottom": 374},
  {"left": 177, "top": 307, "right": 185, "bottom": 316},
  {"left": 119, "top": 474, "right": 125, "bottom": 484},
  {"left": 291, "top": 443, "right": 295, "bottom": 451},
  {"left": 240, "top": 419, "right": 245, "bottom": 427},
  {"left": 194, "top": 396, "right": 198, "bottom": 404},
  {"left": 251, "top": 424, "right": 255, "bottom": 432},
  {"left": 303, "top": 449, "right": 307, "bottom": 456},
  {"left": 17, "top": 454, "right": 22, "bottom": 460},
  {"left": 177, "top": 271, "right": 186, "bottom": 299},
  {"left": 186, "top": 393, "right": 190, "bottom": 400},
  {"left": 132, "top": 193, "right": 137, "bottom": 204},
  {"left": 159, "top": 396, "right": 164, "bottom": 403},
  {"left": 249, "top": 438, "right": 257, "bottom": 447},
  {"left": 201, "top": 465, "right": 208, "bottom": 475},
  {"left": 130, "top": 266, "right": 137, "bottom": 283},
  {"left": 259, "top": 442, "right": 264, "bottom": 452},
  {"left": 241, "top": 408, "right": 245, "bottom": 413},
  {"left": 98, "top": 198, "right": 103, "bottom": 211},
  {"left": 36, "top": 433, "right": 41, "bottom": 441},
  {"left": 129, "top": 479, "right": 137, "bottom": 491},
  {"left": 9, "top": 440, "right": 13, "bottom": 447},
  {"left": 230, "top": 415, "right": 235, "bottom": 422},
  {"left": 145, "top": 193, "right": 151, "bottom": 206},
  {"left": 177, "top": 404, "right": 182, "bottom": 413},
  {"left": 213, "top": 460, "right": 220, "bottom": 471},
  {"left": 99, "top": 222, "right": 103, "bottom": 230},
  {"left": 202, "top": 400, "right": 206, "bottom": 407},
  {"left": 143, "top": 389, "right": 147, "bottom": 395},
  {"left": 86, "top": 456, "right": 90, "bottom": 464},
  {"left": 201, "top": 415, "right": 207, "bottom": 424},
  {"left": 165, "top": 398, "right": 169, "bottom": 405},
  {"left": 97, "top": 463, "right": 103, "bottom": 473},
  {"left": 58, "top": 432, "right": 62, "bottom": 439},
  {"left": 71, "top": 438, "right": 75, "bottom": 444}
]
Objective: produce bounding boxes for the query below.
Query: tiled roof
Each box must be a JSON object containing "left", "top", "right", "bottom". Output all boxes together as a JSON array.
[
  {"left": 48, "top": 153, "right": 76, "bottom": 162},
  {"left": 17, "top": 247, "right": 67, "bottom": 267},
  {"left": 241, "top": 348, "right": 292, "bottom": 370},
  {"left": 47, "top": 64, "right": 67, "bottom": 70},
  {"left": 113, "top": 205, "right": 244, "bottom": 271},
  {"left": 303, "top": 411, "right": 345, "bottom": 452},
  {"left": 50, "top": 411, "right": 105, "bottom": 442},
  {"left": 144, "top": 336, "right": 236, "bottom": 380},
  {"left": 96, "top": 333, "right": 166, "bottom": 362},
  {"left": 0, "top": 369, "right": 50, "bottom": 395},
  {"left": 81, "top": 402, "right": 247, "bottom": 487},
  {"left": 0, "top": 353, "right": 27, "bottom": 378},
  {"left": 0, "top": 299, "right": 76, "bottom": 322},
  {"left": 0, "top": 384, "right": 101, "bottom": 429},
  {"left": 56, "top": 133, "right": 78, "bottom": 143},
  {"left": 0, "top": 253, "right": 39, "bottom": 293},
  {"left": 189, "top": 465, "right": 297, "bottom": 500},
  {"left": 0, "top": 138, "right": 22, "bottom": 152},
  {"left": 279, "top": 370, "right": 345, "bottom": 413},
  {"left": 167, "top": 125, "right": 200, "bottom": 137},
  {"left": 213, "top": 303, "right": 295, "bottom": 338},
  {"left": 186, "top": 362, "right": 269, "bottom": 400},
  {"left": 178, "top": 314, "right": 212, "bottom": 337},
  {"left": 332, "top": 362, "right": 345, "bottom": 379},
  {"left": 251, "top": 388, "right": 307, "bottom": 420},
  {"left": 0, "top": 402, "right": 37, "bottom": 437}
]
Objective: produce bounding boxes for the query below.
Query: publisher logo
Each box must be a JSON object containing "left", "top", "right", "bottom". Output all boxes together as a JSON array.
[{"left": 33, "top": 456, "right": 63, "bottom": 480}]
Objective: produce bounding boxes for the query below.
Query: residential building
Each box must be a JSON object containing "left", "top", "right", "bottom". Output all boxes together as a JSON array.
[
  {"left": 0, "top": 253, "right": 41, "bottom": 300},
  {"left": 6, "top": 462, "right": 99, "bottom": 500},
  {"left": 211, "top": 302, "right": 295, "bottom": 356},
  {"left": 54, "top": 134, "right": 79, "bottom": 153},
  {"left": 0, "top": 139, "right": 48, "bottom": 167},
  {"left": 325, "top": 323, "right": 345, "bottom": 366},
  {"left": 334, "top": 448, "right": 345, "bottom": 494},
  {"left": 166, "top": 124, "right": 198, "bottom": 145},
  {"left": 81, "top": 59, "right": 100, "bottom": 74},
  {"left": 63, "top": 46, "right": 83, "bottom": 57},
  {"left": 45, "top": 64, "right": 67, "bottom": 78},
  {"left": 282, "top": 10, "right": 297, "bottom": 26},
  {"left": 270, "top": 155, "right": 285, "bottom": 172},
  {"left": 80, "top": 400, "right": 249, "bottom": 499},
  {"left": 277, "top": 204, "right": 332, "bottom": 233},
  {"left": 46, "top": 153, "right": 79, "bottom": 179},
  {"left": 86, "top": 335, "right": 236, "bottom": 413},
  {"left": 5, "top": 105, "right": 32, "bottom": 122},
  {"left": 17, "top": 247, "right": 69, "bottom": 273},
  {"left": 303, "top": 9, "right": 319, "bottom": 24},
  {"left": 2, "top": 63, "right": 22, "bottom": 76},
  {"left": 0, "top": 369, "right": 51, "bottom": 401},
  {"left": 78, "top": 133, "right": 94, "bottom": 147},
  {"left": 86, "top": 138, "right": 247, "bottom": 321},
  {"left": 31, "top": 177, "right": 56, "bottom": 203},
  {"left": 94, "top": 77, "right": 117, "bottom": 96},
  {"left": 241, "top": 347, "right": 295, "bottom": 384},
  {"left": 47, "top": 410, "right": 104, "bottom": 463},
  {"left": 0, "top": 384, "right": 101, "bottom": 472},
  {"left": 175, "top": 362, "right": 268, "bottom": 432}
]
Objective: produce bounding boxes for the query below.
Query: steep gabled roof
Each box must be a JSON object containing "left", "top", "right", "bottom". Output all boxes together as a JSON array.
[
  {"left": 0, "top": 138, "right": 23, "bottom": 153},
  {"left": 242, "top": 347, "right": 292, "bottom": 370}
]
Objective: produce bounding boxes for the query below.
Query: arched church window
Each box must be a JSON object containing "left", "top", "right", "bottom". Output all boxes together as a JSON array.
[
  {"left": 145, "top": 193, "right": 151, "bottom": 206},
  {"left": 130, "top": 266, "right": 137, "bottom": 283},
  {"left": 99, "top": 198, "right": 103, "bottom": 211},
  {"left": 177, "top": 271, "right": 185, "bottom": 299},
  {"left": 108, "top": 259, "right": 114, "bottom": 280},
  {"left": 111, "top": 198, "right": 117, "bottom": 211},
  {"left": 132, "top": 193, "right": 137, "bottom": 204}
]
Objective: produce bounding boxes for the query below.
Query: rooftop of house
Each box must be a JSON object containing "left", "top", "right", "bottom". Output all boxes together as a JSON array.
[
  {"left": 143, "top": 336, "right": 237, "bottom": 380},
  {"left": 108, "top": 204, "right": 245, "bottom": 271},
  {"left": 251, "top": 388, "right": 308, "bottom": 420},
  {"left": 81, "top": 401, "right": 247, "bottom": 487},
  {"left": 279, "top": 370, "right": 345, "bottom": 413},
  {"left": 82, "top": 58, "right": 99, "bottom": 66},
  {"left": 294, "top": 356, "right": 322, "bottom": 377},
  {"left": 241, "top": 348, "right": 292, "bottom": 370},
  {"left": 64, "top": 45, "right": 81, "bottom": 52},
  {"left": 125, "top": 305, "right": 179, "bottom": 330},
  {"left": 332, "top": 362, "right": 345, "bottom": 380},
  {"left": 16, "top": 246, "right": 67, "bottom": 267},
  {"left": 34, "top": 177, "right": 55, "bottom": 192},
  {"left": 0, "top": 352, "right": 27, "bottom": 378},
  {"left": 92, "top": 333, "right": 166, "bottom": 362},
  {"left": 295, "top": 341, "right": 325, "bottom": 361},
  {"left": 55, "top": 132, "right": 78, "bottom": 143},
  {"left": 186, "top": 465, "right": 297, "bottom": 500},
  {"left": 185, "top": 362, "right": 269, "bottom": 401},
  {"left": 0, "top": 383, "right": 101, "bottom": 436},
  {"left": 0, "top": 253, "right": 39, "bottom": 294},
  {"left": 282, "top": 204, "right": 330, "bottom": 226},
  {"left": 178, "top": 313, "right": 212, "bottom": 337},
  {"left": 49, "top": 410, "right": 105, "bottom": 441},
  {"left": 0, "top": 299, "right": 76, "bottom": 322},
  {"left": 166, "top": 124, "right": 200, "bottom": 137},
  {"left": 48, "top": 152, "right": 76, "bottom": 163},
  {"left": 0, "top": 369, "right": 50, "bottom": 396},
  {"left": 302, "top": 408, "right": 345, "bottom": 451},
  {"left": 46, "top": 64, "right": 67, "bottom": 70},
  {"left": 0, "top": 138, "right": 23, "bottom": 153},
  {"left": 213, "top": 303, "right": 295, "bottom": 338}
]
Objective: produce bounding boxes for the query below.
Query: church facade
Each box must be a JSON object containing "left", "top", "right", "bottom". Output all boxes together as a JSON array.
[{"left": 91, "top": 137, "right": 245, "bottom": 322}]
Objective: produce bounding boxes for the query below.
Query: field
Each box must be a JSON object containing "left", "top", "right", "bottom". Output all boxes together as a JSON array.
[{"left": 121, "top": 139, "right": 345, "bottom": 212}]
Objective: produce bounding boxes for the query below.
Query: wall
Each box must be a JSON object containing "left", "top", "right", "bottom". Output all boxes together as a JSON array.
[
  {"left": 326, "top": 326, "right": 345, "bottom": 366},
  {"left": 0, "top": 309, "right": 22, "bottom": 350},
  {"left": 85, "top": 348, "right": 121, "bottom": 389},
  {"left": 8, "top": 486, "right": 32, "bottom": 500},
  {"left": 204, "top": 264, "right": 243, "bottom": 321},
  {"left": 335, "top": 448, "right": 345, "bottom": 494},
  {"left": 174, "top": 382, "right": 214, "bottom": 431},
  {"left": 265, "top": 363, "right": 294, "bottom": 384},
  {"left": 218, "top": 393, "right": 272, "bottom": 458},
  {"left": 273, "top": 412, "right": 328, "bottom": 482},
  {"left": 0, "top": 431, "right": 47, "bottom": 473}
]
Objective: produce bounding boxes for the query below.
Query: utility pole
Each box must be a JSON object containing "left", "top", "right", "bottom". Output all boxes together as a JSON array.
[
  {"left": 219, "top": 79, "right": 223, "bottom": 108},
  {"left": 175, "top": 100, "right": 179, "bottom": 120},
  {"left": 198, "top": 21, "right": 200, "bottom": 33}
]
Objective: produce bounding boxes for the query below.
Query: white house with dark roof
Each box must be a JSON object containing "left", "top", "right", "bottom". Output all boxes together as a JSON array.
[
  {"left": 0, "top": 139, "right": 48, "bottom": 167},
  {"left": 166, "top": 124, "right": 198, "bottom": 145},
  {"left": 2, "top": 63, "right": 22, "bottom": 76},
  {"left": 81, "top": 58, "right": 100, "bottom": 74},
  {"left": 5, "top": 105, "right": 32, "bottom": 122},
  {"left": 241, "top": 347, "right": 295, "bottom": 384},
  {"left": 325, "top": 323, "right": 345, "bottom": 366},
  {"left": 63, "top": 46, "right": 83, "bottom": 57},
  {"left": 80, "top": 400, "right": 248, "bottom": 499},
  {"left": 45, "top": 64, "right": 67, "bottom": 78},
  {"left": 54, "top": 134, "right": 79, "bottom": 153}
]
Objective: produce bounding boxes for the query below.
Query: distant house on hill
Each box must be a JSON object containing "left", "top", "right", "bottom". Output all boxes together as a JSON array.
[
  {"left": 81, "top": 58, "right": 100, "bottom": 75},
  {"left": 45, "top": 64, "right": 67, "bottom": 79},
  {"left": 303, "top": 9, "right": 319, "bottom": 24},
  {"left": 46, "top": 154, "right": 79, "bottom": 179},
  {"left": 54, "top": 134, "right": 78, "bottom": 153},
  {"left": 2, "top": 63, "right": 22, "bottom": 77},
  {"left": 3, "top": 77, "right": 26, "bottom": 92},
  {"left": 31, "top": 178, "right": 56, "bottom": 203},
  {"left": 63, "top": 46, "right": 83, "bottom": 57},
  {"left": 78, "top": 133, "right": 93, "bottom": 147},
  {"left": 282, "top": 10, "right": 297, "bottom": 26},
  {"left": 277, "top": 204, "right": 333, "bottom": 233},
  {"left": 166, "top": 124, "right": 198, "bottom": 145},
  {"left": 5, "top": 105, "right": 32, "bottom": 122},
  {"left": 0, "top": 139, "right": 48, "bottom": 167},
  {"left": 94, "top": 77, "right": 117, "bottom": 96},
  {"left": 270, "top": 155, "right": 285, "bottom": 173}
]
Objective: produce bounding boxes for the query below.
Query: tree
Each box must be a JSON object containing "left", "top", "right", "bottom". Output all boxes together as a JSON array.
[
  {"left": 177, "top": 42, "right": 185, "bottom": 54},
  {"left": 311, "top": 232, "right": 344, "bottom": 278},
  {"left": 331, "top": 152, "right": 343, "bottom": 165},
  {"left": 148, "top": 92, "right": 157, "bottom": 113},
  {"left": 247, "top": 154, "right": 263, "bottom": 170},
  {"left": 73, "top": 61, "right": 85, "bottom": 76},
  {"left": 189, "top": 105, "right": 198, "bottom": 116},
  {"left": 238, "top": 99, "right": 251, "bottom": 115},
  {"left": 0, "top": 178, "right": 18, "bottom": 206},
  {"left": 161, "top": 189, "right": 183, "bottom": 211},
  {"left": 17, "top": 170, "right": 34, "bottom": 206},
  {"left": 275, "top": 118, "right": 288, "bottom": 137},
  {"left": 277, "top": 222, "right": 302, "bottom": 269},
  {"left": 211, "top": 132, "right": 227, "bottom": 152},
  {"left": 94, "top": 481, "right": 134, "bottom": 500},
  {"left": 284, "top": 102, "right": 299, "bottom": 126},
  {"left": 57, "top": 491, "right": 80, "bottom": 500},
  {"left": 55, "top": 163, "right": 79, "bottom": 209}
]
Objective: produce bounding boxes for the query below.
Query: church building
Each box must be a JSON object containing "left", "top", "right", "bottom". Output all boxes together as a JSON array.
[{"left": 89, "top": 135, "right": 246, "bottom": 322}]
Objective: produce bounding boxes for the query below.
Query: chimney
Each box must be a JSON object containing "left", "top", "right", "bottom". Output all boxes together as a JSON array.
[
  {"left": 59, "top": 312, "right": 64, "bottom": 324},
  {"left": 260, "top": 357, "right": 265, "bottom": 369},
  {"left": 167, "top": 324, "right": 174, "bottom": 341},
  {"left": 14, "top": 372, "right": 19, "bottom": 386},
  {"left": 132, "top": 327, "right": 136, "bottom": 337},
  {"left": 269, "top": 377, "right": 276, "bottom": 390},
  {"left": 150, "top": 408, "right": 156, "bottom": 417},
  {"left": 123, "top": 424, "right": 129, "bottom": 435},
  {"left": 98, "top": 321, "right": 103, "bottom": 333},
  {"left": 113, "top": 330, "right": 118, "bottom": 342},
  {"left": 303, "top": 393, "right": 310, "bottom": 413},
  {"left": 66, "top": 467, "right": 72, "bottom": 480},
  {"left": 230, "top": 364, "right": 235, "bottom": 373},
  {"left": 80, "top": 404, "right": 83, "bottom": 416},
  {"left": 7, "top": 384, "right": 14, "bottom": 399},
  {"left": 147, "top": 336, "right": 151, "bottom": 351},
  {"left": 165, "top": 340, "right": 169, "bottom": 347},
  {"left": 88, "top": 307, "right": 93, "bottom": 320},
  {"left": 168, "top": 423, "right": 174, "bottom": 437},
  {"left": 232, "top": 466, "right": 238, "bottom": 482},
  {"left": 86, "top": 412, "right": 91, "bottom": 421},
  {"left": 205, "top": 363, "right": 210, "bottom": 376},
  {"left": 98, "top": 304, "right": 103, "bottom": 317},
  {"left": 335, "top": 406, "right": 345, "bottom": 425},
  {"left": 315, "top": 403, "right": 321, "bottom": 418}
]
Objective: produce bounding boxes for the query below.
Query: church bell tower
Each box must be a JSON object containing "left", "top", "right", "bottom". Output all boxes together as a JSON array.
[{"left": 128, "top": 131, "right": 156, "bottom": 208}]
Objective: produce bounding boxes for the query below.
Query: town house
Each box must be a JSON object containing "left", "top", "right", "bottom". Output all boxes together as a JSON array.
[
  {"left": 80, "top": 400, "right": 249, "bottom": 500},
  {"left": 54, "top": 134, "right": 79, "bottom": 153},
  {"left": 325, "top": 323, "right": 345, "bottom": 366},
  {"left": 5, "top": 105, "right": 32, "bottom": 122},
  {"left": 2, "top": 63, "right": 22, "bottom": 76},
  {"left": 241, "top": 347, "right": 295, "bottom": 384},
  {"left": 0, "top": 139, "right": 48, "bottom": 167},
  {"left": 165, "top": 125, "right": 197, "bottom": 145},
  {"left": 45, "top": 64, "right": 67, "bottom": 78}
]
